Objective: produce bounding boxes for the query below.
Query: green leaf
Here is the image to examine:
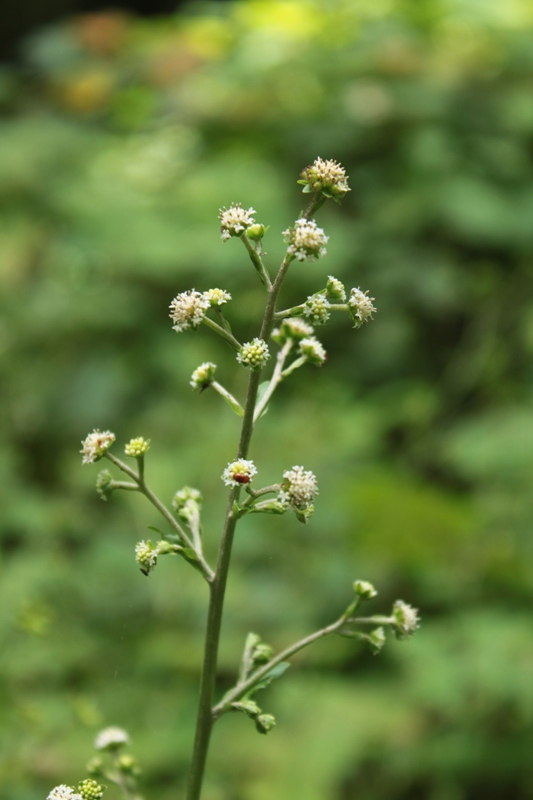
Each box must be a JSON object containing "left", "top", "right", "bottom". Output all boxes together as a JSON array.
[
  {"left": 177, "top": 547, "right": 204, "bottom": 575},
  {"left": 254, "top": 381, "right": 271, "bottom": 420},
  {"left": 245, "top": 662, "right": 290, "bottom": 698},
  {"left": 221, "top": 393, "right": 244, "bottom": 417}
]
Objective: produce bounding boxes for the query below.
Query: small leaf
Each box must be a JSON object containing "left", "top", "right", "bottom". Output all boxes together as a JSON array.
[
  {"left": 222, "top": 393, "right": 244, "bottom": 417},
  {"left": 176, "top": 547, "right": 204, "bottom": 575},
  {"left": 147, "top": 525, "right": 166, "bottom": 536},
  {"left": 245, "top": 662, "right": 290, "bottom": 698},
  {"left": 254, "top": 381, "right": 271, "bottom": 419}
]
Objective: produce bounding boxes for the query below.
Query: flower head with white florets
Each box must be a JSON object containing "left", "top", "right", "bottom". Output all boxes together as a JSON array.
[
  {"left": 219, "top": 203, "right": 256, "bottom": 242},
  {"left": 94, "top": 726, "right": 129, "bottom": 751},
  {"left": 283, "top": 219, "right": 328, "bottom": 262},
  {"left": 279, "top": 466, "right": 318, "bottom": 511},
  {"left": 169, "top": 290, "right": 210, "bottom": 333},
  {"left": 237, "top": 339, "right": 270, "bottom": 371},
  {"left": 223, "top": 460, "right": 257, "bottom": 487},
  {"left": 326, "top": 275, "right": 346, "bottom": 302},
  {"left": 303, "top": 293, "right": 330, "bottom": 325},
  {"left": 47, "top": 786, "right": 82, "bottom": 800},
  {"left": 348, "top": 288, "right": 376, "bottom": 329},
  {"left": 298, "top": 157, "right": 350, "bottom": 201},
  {"left": 299, "top": 336, "right": 327, "bottom": 366},
  {"left": 392, "top": 600, "right": 420, "bottom": 640},
  {"left": 80, "top": 430, "right": 115, "bottom": 465},
  {"left": 204, "top": 288, "right": 232, "bottom": 307},
  {"left": 135, "top": 540, "right": 158, "bottom": 575}
]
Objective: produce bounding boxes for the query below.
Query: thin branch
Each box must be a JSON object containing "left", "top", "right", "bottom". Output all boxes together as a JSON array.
[
  {"left": 241, "top": 234, "right": 272, "bottom": 290},
  {"left": 202, "top": 316, "right": 242, "bottom": 350},
  {"left": 253, "top": 339, "right": 293, "bottom": 424}
]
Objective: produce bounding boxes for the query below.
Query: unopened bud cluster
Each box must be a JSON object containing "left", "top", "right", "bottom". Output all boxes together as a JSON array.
[
  {"left": 273, "top": 318, "right": 314, "bottom": 343},
  {"left": 190, "top": 362, "right": 216, "bottom": 389},
  {"left": 219, "top": 203, "right": 256, "bottom": 241},
  {"left": 304, "top": 293, "right": 330, "bottom": 325},
  {"left": 283, "top": 218, "right": 328, "bottom": 261},
  {"left": 299, "top": 336, "right": 326, "bottom": 366},
  {"left": 125, "top": 437, "right": 150, "bottom": 458},
  {"left": 237, "top": 338, "right": 270, "bottom": 370},
  {"left": 78, "top": 780, "right": 104, "bottom": 800}
]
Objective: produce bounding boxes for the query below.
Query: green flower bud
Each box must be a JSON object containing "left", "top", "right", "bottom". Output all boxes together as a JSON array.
[
  {"left": 255, "top": 713, "right": 276, "bottom": 734},
  {"left": 237, "top": 338, "right": 271, "bottom": 371},
  {"left": 303, "top": 293, "right": 330, "bottom": 325},
  {"left": 353, "top": 580, "right": 378, "bottom": 600},
  {"left": 124, "top": 437, "right": 150, "bottom": 458},
  {"left": 135, "top": 540, "right": 158, "bottom": 575},
  {"left": 246, "top": 223, "right": 268, "bottom": 241},
  {"left": 325, "top": 275, "right": 346, "bottom": 301},
  {"left": 252, "top": 642, "right": 274, "bottom": 664},
  {"left": 86, "top": 757, "right": 104, "bottom": 777},
  {"left": 368, "top": 627, "right": 386, "bottom": 655},
  {"left": 95, "top": 470, "right": 114, "bottom": 502},
  {"left": 116, "top": 754, "right": 139, "bottom": 775},
  {"left": 271, "top": 318, "right": 314, "bottom": 346},
  {"left": 232, "top": 699, "right": 261, "bottom": 718},
  {"left": 78, "top": 779, "right": 105, "bottom": 800}
]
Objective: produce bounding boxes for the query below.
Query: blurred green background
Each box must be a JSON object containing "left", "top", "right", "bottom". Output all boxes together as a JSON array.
[{"left": 2, "top": 0, "right": 533, "bottom": 798}]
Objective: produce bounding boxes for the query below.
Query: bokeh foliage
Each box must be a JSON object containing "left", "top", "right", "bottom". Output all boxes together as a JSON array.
[{"left": 1, "top": 0, "right": 533, "bottom": 798}]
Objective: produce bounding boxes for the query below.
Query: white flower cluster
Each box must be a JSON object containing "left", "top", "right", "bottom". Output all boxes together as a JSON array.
[
  {"left": 279, "top": 466, "right": 318, "bottom": 511},
  {"left": 392, "top": 600, "right": 420, "bottom": 639},
  {"left": 135, "top": 540, "right": 158, "bottom": 575},
  {"left": 169, "top": 290, "right": 210, "bottom": 333},
  {"left": 47, "top": 786, "right": 82, "bottom": 800},
  {"left": 299, "top": 336, "right": 327, "bottom": 366},
  {"left": 219, "top": 203, "right": 256, "bottom": 241},
  {"left": 222, "top": 459, "right": 257, "bottom": 487},
  {"left": 299, "top": 157, "right": 350, "bottom": 199},
  {"left": 190, "top": 362, "right": 216, "bottom": 389},
  {"left": 80, "top": 430, "right": 115, "bottom": 465},
  {"left": 354, "top": 579, "right": 378, "bottom": 600},
  {"left": 283, "top": 218, "right": 328, "bottom": 261},
  {"left": 272, "top": 318, "right": 314, "bottom": 346},
  {"left": 349, "top": 287, "right": 376, "bottom": 328},
  {"left": 303, "top": 293, "right": 330, "bottom": 325},
  {"left": 204, "top": 288, "right": 232, "bottom": 306},
  {"left": 124, "top": 437, "right": 150, "bottom": 457},
  {"left": 94, "top": 726, "right": 129, "bottom": 751},
  {"left": 237, "top": 338, "right": 270, "bottom": 370}
]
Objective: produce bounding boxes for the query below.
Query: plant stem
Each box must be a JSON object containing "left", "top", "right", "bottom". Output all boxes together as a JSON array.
[
  {"left": 104, "top": 452, "right": 214, "bottom": 582},
  {"left": 241, "top": 234, "right": 272, "bottom": 290},
  {"left": 212, "top": 615, "right": 346, "bottom": 717},
  {"left": 202, "top": 316, "right": 242, "bottom": 350},
  {"left": 253, "top": 339, "right": 292, "bottom": 424}
]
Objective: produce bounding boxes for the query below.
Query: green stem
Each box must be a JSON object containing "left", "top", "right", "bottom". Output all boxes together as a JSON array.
[
  {"left": 241, "top": 234, "right": 272, "bottom": 290},
  {"left": 104, "top": 452, "right": 214, "bottom": 582},
  {"left": 213, "top": 614, "right": 345, "bottom": 717},
  {"left": 202, "top": 316, "right": 242, "bottom": 351},
  {"left": 211, "top": 381, "right": 244, "bottom": 416},
  {"left": 253, "top": 339, "right": 292, "bottom": 424}
]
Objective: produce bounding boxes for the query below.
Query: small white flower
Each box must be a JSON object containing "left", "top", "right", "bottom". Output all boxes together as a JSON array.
[
  {"left": 354, "top": 580, "right": 377, "bottom": 600},
  {"left": 135, "top": 540, "right": 158, "bottom": 575},
  {"left": 169, "top": 290, "right": 210, "bottom": 333},
  {"left": 326, "top": 275, "right": 346, "bottom": 302},
  {"left": 348, "top": 287, "right": 376, "bottom": 328},
  {"left": 222, "top": 459, "right": 257, "bottom": 487},
  {"left": 219, "top": 203, "right": 256, "bottom": 241},
  {"left": 203, "top": 288, "right": 232, "bottom": 307},
  {"left": 124, "top": 437, "right": 150, "bottom": 457},
  {"left": 237, "top": 338, "right": 270, "bottom": 371},
  {"left": 279, "top": 465, "right": 318, "bottom": 511},
  {"left": 190, "top": 362, "right": 216, "bottom": 389},
  {"left": 299, "top": 336, "right": 327, "bottom": 366},
  {"left": 299, "top": 157, "right": 350, "bottom": 199},
  {"left": 392, "top": 600, "right": 420, "bottom": 640},
  {"left": 80, "top": 430, "right": 115, "bottom": 464},
  {"left": 303, "top": 293, "right": 330, "bottom": 325},
  {"left": 94, "top": 726, "right": 129, "bottom": 751},
  {"left": 283, "top": 218, "right": 328, "bottom": 261},
  {"left": 47, "top": 786, "right": 82, "bottom": 800}
]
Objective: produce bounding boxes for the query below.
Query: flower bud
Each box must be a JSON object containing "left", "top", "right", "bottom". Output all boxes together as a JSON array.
[
  {"left": 271, "top": 318, "right": 314, "bottom": 346},
  {"left": 232, "top": 699, "right": 261, "bottom": 718},
  {"left": 135, "top": 540, "right": 158, "bottom": 575},
  {"left": 78, "top": 779, "right": 104, "bottom": 800},
  {"left": 348, "top": 288, "right": 376, "bottom": 329},
  {"left": 368, "top": 627, "right": 386, "bottom": 655},
  {"left": 190, "top": 362, "right": 216, "bottom": 390},
  {"left": 252, "top": 642, "right": 274, "bottom": 664},
  {"left": 95, "top": 470, "right": 114, "bottom": 501},
  {"left": 392, "top": 600, "right": 420, "bottom": 640},
  {"left": 80, "top": 430, "right": 115, "bottom": 465},
  {"left": 353, "top": 580, "right": 378, "bottom": 600},
  {"left": 246, "top": 223, "right": 268, "bottom": 241},
  {"left": 219, "top": 203, "right": 256, "bottom": 241},
  {"left": 255, "top": 713, "right": 276, "bottom": 734},
  {"left": 283, "top": 218, "right": 328, "bottom": 261},
  {"left": 223, "top": 459, "right": 257, "bottom": 487},
  {"left": 299, "top": 336, "right": 327, "bottom": 366},
  {"left": 325, "top": 275, "right": 346, "bottom": 301},
  {"left": 116, "top": 754, "right": 139, "bottom": 775},
  {"left": 124, "top": 437, "right": 150, "bottom": 458},
  {"left": 203, "top": 288, "right": 231, "bottom": 307},
  {"left": 86, "top": 758, "right": 104, "bottom": 777},
  {"left": 172, "top": 486, "right": 203, "bottom": 511},
  {"left": 303, "top": 293, "right": 330, "bottom": 325},
  {"left": 237, "top": 338, "right": 270, "bottom": 371}
]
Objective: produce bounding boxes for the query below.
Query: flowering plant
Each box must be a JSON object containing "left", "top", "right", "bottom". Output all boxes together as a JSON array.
[{"left": 54, "top": 159, "right": 419, "bottom": 800}]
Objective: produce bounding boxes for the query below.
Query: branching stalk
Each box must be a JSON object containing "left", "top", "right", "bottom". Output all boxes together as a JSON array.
[
  {"left": 202, "top": 316, "right": 242, "bottom": 350},
  {"left": 253, "top": 339, "right": 293, "bottom": 424}
]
